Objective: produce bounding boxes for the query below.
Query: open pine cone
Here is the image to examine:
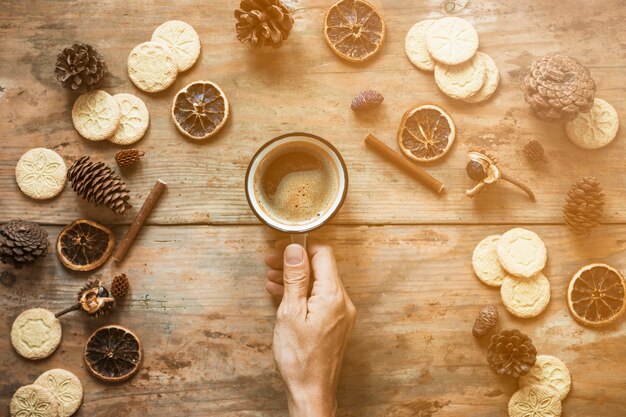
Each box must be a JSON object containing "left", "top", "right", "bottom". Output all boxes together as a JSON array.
[
  {"left": 563, "top": 177, "right": 604, "bottom": 235},
  {"left": 0, "top": 220, "right": 49, "bottom": 268},
  {"left": 55, "top": 43, "right": 106, "bottom": 92},
  {"left": 487, "top": 329, "right": 537, "bottom": 377},
  {"left": 523, "top": 54, "right": 596, "bottom": 122},
  {"left": 235, "top": 0, "right": 294, "bottom": 48}
]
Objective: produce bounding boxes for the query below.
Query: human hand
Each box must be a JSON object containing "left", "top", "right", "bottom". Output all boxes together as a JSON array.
[{"left": 264, "top": 241, "right": 356, "bottom": 417}]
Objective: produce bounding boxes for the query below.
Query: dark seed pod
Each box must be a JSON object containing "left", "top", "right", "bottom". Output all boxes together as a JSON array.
[
  {"left": 466, "top": 160, "right": 487, "bottom": 181},
  {"left": 351, "top": 90, "right": 384, "bottom": 112}
]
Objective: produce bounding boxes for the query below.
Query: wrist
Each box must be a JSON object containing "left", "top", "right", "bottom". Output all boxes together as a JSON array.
[{"left": 287, "top": 387, "right": 336, "bottom": 417}]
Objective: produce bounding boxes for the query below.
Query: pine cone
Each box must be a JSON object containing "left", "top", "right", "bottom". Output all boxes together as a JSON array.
[
  {"left": 67, "top": 156, "right": 132, "bottom": 215},
  {"left": 351, "top": 90, "right": 384, "bottom": 112},
  {"left": 563, "top": 177, "right": 604, "bottom": 235},
  {"left": 472, "top": 305, "right": 498, "bottom": 338},
  {"left": 111, "top": 274, "right": 130, "bottom": 298},
  {"left": 0, "top": 220, "right": 49, "bottom": 268},
  {"left": 523, "top": 54, "right": 596, "bottom": 122},
  {"left": 235, "top": 0, "right": 294, "bottom": 49},
  {"left": 523, "top": 140, "right": 545, "bottom": 161},
  {"left": 487, "top": 329, "right": 537, "bottom": 377},
  {"left": 115, "top": 149, "right": 145, "bottom": 168},
  {"left": 55, "top": 43, "right": 106, "bottom": 92}
]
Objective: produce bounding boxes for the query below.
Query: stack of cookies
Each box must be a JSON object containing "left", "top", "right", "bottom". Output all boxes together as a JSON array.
[
  {"left": 472, "top": 228, "right": 551, "bottom": 318},
  {"left": 405, "top": 17, "right": 499, "bottom": 103},
  {"left": 10, "top": 369, "right": 83, "bottom": 417}
]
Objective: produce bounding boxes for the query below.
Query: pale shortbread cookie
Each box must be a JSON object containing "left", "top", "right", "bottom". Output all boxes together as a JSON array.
[
  {"left": 434, "top": 53, "right": 485, "bottom": 99},
  {"left": 472, "top": 234, "right": 508, "bottom": 287},
  {"left": 508, "top": 385, "right": 562, "bottom": 417},
  {"left": 426, "top": 17, "right": 479, "bottom": 65},
  {"left": 35, "top": 369, "right": 83, "bottom": 417},
  {"left": 497, "top": 228, "right": 547, "bottom": 278},
  {"left": 405, "top": 20, "right": 437, "bottom": 71},
  {"left": 519, "top": 355, "right": 571, "bottom": 401},
  {"left": 72, "top": 90, "right": 121, "bottom": 141},
  {"left": 152, "top": 20, "right": 201, "bottom": 72},
  {"left": 464, "top": 52, "right": 500, "bottom": 103},
  {"left": 565, "top": 98, "right": 619, "bottom": 150},
  {"left": 501, "top": 273, "right": 551, "bottom": 318},
  {"left": 11, "top": 308, "right": 62, "bottom": 360},
  {"left": 127, "top": 41, "right": 178, "bottom": 93},
  {"left": 10, "top": 384, "right": 60, "bottom": 417},
  {"left": 15, "top": 148, "right": 67, "bottom": 200},
  {"left": 109, "top": 93, "right": 150, "bottom": 145}
]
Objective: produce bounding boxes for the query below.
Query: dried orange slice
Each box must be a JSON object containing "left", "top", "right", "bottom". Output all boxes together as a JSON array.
[
  {"left": 56, "top": 219, "right": 115, "bottom": 271},
  {"left": 324, "top": 0, "right": 385, "bottom": 63},
  {"left": 567, "top": 263, "right": 626, "bottom": 327},
  {"left": 171, "top": 81, "right": 229, "bottom": 140},
  {"left": 84, "top": 325, "right": 142, "bottom": 382},
  {"left": 397, "top": 104, "right": 456, "bottom": 162}
]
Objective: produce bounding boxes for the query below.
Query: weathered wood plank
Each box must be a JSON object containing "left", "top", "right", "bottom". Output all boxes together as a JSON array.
[{"left": 1, "top": 225, "right": 625, "bottom": 416}]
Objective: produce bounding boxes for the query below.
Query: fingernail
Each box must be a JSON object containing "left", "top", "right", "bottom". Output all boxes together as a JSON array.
[{"left": 285, "top": 245, "right": 303, "bottom": 266}]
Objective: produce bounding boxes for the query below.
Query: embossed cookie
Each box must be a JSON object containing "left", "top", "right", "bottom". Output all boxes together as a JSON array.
[
  {"left": 497, "top": 228, "right": 547, "bottom": 278},
  {"left": 152, "top": 20, "right": 201, "bottom": 72},
  {"left": 464, "top": 52, "right": 500, "bottom": 103},
  {"left": 435, "top": 53, "right": 485, "bottom": 99},
  {"left": 10, "top": 384, "right": 60, "bottom": 417},
  {"left": 508, "top": 385, "right": 562, "bottom": 417},
  {"left": 426, "top": 17, "right": 479, "bottom": 65},
  {"left": 15, "top": 148, "right": 67, "bottom": 200},
  {"left": 472, "top": 235, "right": 508, "bottom": 287},
  {"left": 501, "top": 273, "right": 551, "bottom": 318},
  {"left": 109, "top": 93, "right": 150, "bottom": 145},
  {"left": 127, "top": 41, "right": 178, "bottom": 93},
  {"left": 519, "top": 355, "right": 571, "bottom": 400},
  {"left": 35, "top": 369, "right": 83, "bottom": 417},
  {"left": 72, "top": 90, "right": 121, "bottom": 141},
  {"left": 565, "top": 98, "right": 619, "bottom": 150},
  {"left": 405, "top": 20, "right": 436, "bottom": 71},
  {"left": 11, "top": 308, "right": 62, "bottom": 360}
]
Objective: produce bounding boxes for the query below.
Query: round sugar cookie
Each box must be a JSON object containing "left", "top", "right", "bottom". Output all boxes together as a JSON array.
[
  {"left": 109, "top": 93, "right": 150, "bottom": 145},
  {"left": 405, "top": 20, "right": 437, "bottom": 71},
  {"left": 35, "top": 369, "right": 83, "bottom": 417},
  {"left": 497, "top": 228, "right": 547, "bottom": 278},
  {"left": 463, "top": 52, "right": 500, "bottom": 103},
  {"left": 127, "top": 41, "right": 178, "bottom": 93},
  {"left": 565, "top": 98, "right": 619, "bottom": 150},
  {"left": 11, "top": 308, "right": 62, "bottom": 360},
  {"left": 10, "top": 384, "right": 60, "bottom": 417},
  {"left": 15, "top": 148, "right": 67, "bottom": 200},
  {"left": 472, "top": 235, "right": 508, "bottom": 287},
  {"left": 434, "top": 53, "right": 485, "bottom": 99},
  {"left": 519, "top": 355, "right": 571, "bottom": 400},
  {"left": 72, "top": 90, "right": 121, "bottom": 141},
  {"left": 508, "top": 385, "right": 562, "bottom": 417},
  {"left": 426, "top": 17, "right": 479, "bottom": 65},
  {"left": 152, "top": 20, "right": 201, "bottom": 72},
  {"left": 501, "top": 273, "right": 551, "bottom": 318}
]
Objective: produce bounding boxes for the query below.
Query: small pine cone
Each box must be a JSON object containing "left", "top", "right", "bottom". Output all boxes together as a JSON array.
[
  {"left": 235, "top": 0, "right": 294, "bottom": 49},
  {"left": 351, "top": 90, "right": 384, "bottom": 112},
  {"left": 0, "top": 220, "right": 49, "bottom": 268},
  {"left": 487, "top": 329, "right": 537, "bottom": 377},
  {"left": 472, "top": 305, "right": 498, "bottom": 338},
  {"left": 115, "top": 149, "right": 145, "bottom": 168},
  {"left": 523, "top": 140, "right": 544, "bottom": 161},
  {"left": 563, "top": 177, "right": 604, "bottom": 235},
  {"left": 67, "top": 156, "right": 132, "bottom": 215},
  {"left": 55, "top": 43, "right": 106, "bottom": 92},
  {"left": 111, "top": 274, "right": 130, "bottom": 298}
]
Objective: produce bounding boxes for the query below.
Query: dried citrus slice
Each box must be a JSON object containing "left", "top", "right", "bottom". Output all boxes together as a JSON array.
[
  {"left": 323, "top": 0, "right": 385, "bottom": 63},
  {"left": 171, "top": 80, "right": 229, "bottom": 140},
  {"left": 397, "top": 104, "right": 455, "bottom": 162},
  {"left": 84, "top": 325, "right": 142, "bottom": 382},
  {"left": 567, "top": 263, "right": 626, "bottom": 327},
  {"left": 56, "top": 219, "right": 114, "bottom": 271}
]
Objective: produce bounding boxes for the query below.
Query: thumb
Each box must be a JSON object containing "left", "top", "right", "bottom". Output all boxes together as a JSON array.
[{"left": 282, "top": 244, "right": 310, "bottom": 306}]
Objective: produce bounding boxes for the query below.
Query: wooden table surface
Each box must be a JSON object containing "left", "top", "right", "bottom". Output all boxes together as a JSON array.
[{"left": 1, "top": 0, "right": 625, "bottom": 416}]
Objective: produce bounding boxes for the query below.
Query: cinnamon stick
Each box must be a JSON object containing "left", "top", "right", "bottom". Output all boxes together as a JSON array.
[
  {"left": 364, "top": 133, "right": 445, "bottom": 194},
  {"left": 113, "top": 179, "right": 167, "bottom": 263}
]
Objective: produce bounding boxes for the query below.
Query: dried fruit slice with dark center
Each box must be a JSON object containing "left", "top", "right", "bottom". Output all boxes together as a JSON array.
[
  {"left": 171, "top": 81, "right": 229, "bottom": 140},
  {"left": 568, "top": 263, "right": 626, "bottom": 327},
  {"left": 84, "top": 325, "right": 142, "bottom": 382},
  {"left": 56, "top": 219, "right": 115, "bottom": 271},
  {"left": 397, "top": 104, "right": 456, "bottom": 162},
  {"left": 324, "top": 0, "right": 385, "bottom": 62}
]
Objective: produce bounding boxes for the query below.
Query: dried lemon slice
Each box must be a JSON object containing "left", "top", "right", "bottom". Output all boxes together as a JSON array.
[
  {"left": 397, "top": 104, "right": 455, "bottom": 162},
  {"left": 171, "top": 81, "right": 229, "bottom": 140}
]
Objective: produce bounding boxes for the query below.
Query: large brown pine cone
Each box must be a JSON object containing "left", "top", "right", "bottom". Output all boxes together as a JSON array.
[
  {"left": 563, "top": 177, "right": 604, "bottom": 235},
  {"left": 523, "top": 54, "right": 595, "bottom": 122},
  {"left": 487, "top": 329, "right": 537, "bottom": 377},
  {"left": 0, "top": 220, "right": 49, "bottom": 268},
  {"left": 55, "top": 43, "right": 106, "bottom": 92},
  {"left": 235, "top": 0, "right": 294, "bottom": 48}
]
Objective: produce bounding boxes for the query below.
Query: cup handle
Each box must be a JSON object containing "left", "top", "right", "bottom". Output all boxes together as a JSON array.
[{"left": 290, "top": 233, "right": 307, "bottom": 250}]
